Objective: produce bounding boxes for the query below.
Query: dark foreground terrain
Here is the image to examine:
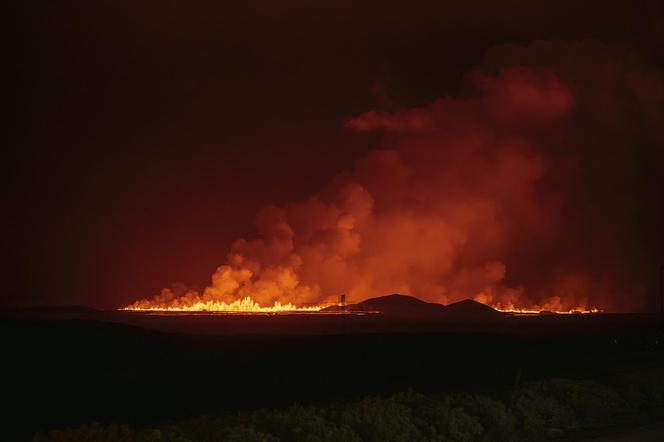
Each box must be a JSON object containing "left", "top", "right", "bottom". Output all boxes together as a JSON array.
[{"left": 2, "top": 302, "right": 663, "bottom": 441}]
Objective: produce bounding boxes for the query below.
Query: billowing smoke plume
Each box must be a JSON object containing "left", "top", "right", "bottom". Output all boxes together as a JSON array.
[{"left": 129, "top": 41, "right": 664, "bottom": 312}]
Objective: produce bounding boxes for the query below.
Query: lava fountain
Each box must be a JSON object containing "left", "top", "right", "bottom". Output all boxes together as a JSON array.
[{"left": 122, "top": 296, "right": 325, "bottom": 313}]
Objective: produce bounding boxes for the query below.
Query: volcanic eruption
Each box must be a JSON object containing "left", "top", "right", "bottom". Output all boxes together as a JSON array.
[{"left": 125, "top": 42, "right": 664, "bottom": 314}]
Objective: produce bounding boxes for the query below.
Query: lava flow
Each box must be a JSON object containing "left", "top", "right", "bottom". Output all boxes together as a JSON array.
[
  {"left": 121, "top": 295, "right": 600, "bottom": 314},
  {"left": 121, "top": 296, "right": 325, "bottom": 313},
  {"left": 494, "top": 307, "right": 601, "bottom": 315}
]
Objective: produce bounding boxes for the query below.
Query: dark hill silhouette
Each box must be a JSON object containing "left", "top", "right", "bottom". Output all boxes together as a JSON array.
[
  {"left": 323, "top": 295, "right": 505, "bottom": 320},
  {"left": 322, "top": 294, "right": 508, "bottom": 320},
  {"left": 441, "top": 299, "right": 504, "bottom": 320},
  {"left": 322, "top": 294, "right": 446, "bottom": 316}
]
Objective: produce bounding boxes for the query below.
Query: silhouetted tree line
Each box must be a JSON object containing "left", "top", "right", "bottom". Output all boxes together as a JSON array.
[{"left": 34, "top": 369, "right": 664, "bottom": 442}]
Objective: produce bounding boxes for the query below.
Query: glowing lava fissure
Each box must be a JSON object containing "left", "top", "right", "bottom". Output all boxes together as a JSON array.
[
  {"left": 121, "top": 296, "right": 325, "bottom": 313},
  {"left": 494, "top": 307, "right": 601, "bottom": 315},
  {"left": 121, "top": 295, "right": 600, "bottom": 315}
]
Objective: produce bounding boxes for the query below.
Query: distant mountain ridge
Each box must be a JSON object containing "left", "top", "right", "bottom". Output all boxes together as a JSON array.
[
  {"left": 442, "top": 299, "right": 505, "bottom": 318},
  {"left": 322, "top": 294, "right": 504, "bottom": 319},
  {"left": 322, "top": 294, "right": 446, "bottom": 315}
]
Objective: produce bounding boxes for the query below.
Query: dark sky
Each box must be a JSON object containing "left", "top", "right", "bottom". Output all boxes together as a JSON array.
[{"left": 7, "top": 1, "right": 664, "bottom": 309}]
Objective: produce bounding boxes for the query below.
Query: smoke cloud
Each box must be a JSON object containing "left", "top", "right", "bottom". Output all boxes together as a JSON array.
[{"left": 129, "top": 41, "right": 664, "bottom": 312}]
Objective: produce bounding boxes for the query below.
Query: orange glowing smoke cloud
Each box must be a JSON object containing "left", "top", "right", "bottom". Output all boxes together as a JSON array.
[{"left": 126, "top": 66, "right": 614, "bottom": 314}]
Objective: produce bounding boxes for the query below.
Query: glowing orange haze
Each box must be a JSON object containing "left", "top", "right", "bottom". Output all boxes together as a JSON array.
[{"left": 124, "top": 67, "right": 608, "bottom": 314}]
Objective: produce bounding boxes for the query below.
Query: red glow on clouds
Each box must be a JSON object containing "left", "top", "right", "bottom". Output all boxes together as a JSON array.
[{"left": 127, "top": 66, "right": 617, "bottom": 313}]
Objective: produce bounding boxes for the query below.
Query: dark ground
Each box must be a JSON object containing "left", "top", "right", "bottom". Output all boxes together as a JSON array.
[{"left": 2, "top": 308, "right": 663, "bottom": 440}]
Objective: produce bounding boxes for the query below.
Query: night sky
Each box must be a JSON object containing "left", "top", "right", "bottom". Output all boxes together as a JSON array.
[{"left": 7, "top": 1, "right": 664, "bottom": 310}]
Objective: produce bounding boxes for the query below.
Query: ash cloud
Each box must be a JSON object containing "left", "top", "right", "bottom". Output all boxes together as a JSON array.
[{"left": 130, "top": 41, "right": 664, "bottom": 312}]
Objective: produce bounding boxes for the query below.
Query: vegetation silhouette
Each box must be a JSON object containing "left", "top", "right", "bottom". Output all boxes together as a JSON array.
[{"left": 34, "top": 373, "right": 664, "bottom": 441}]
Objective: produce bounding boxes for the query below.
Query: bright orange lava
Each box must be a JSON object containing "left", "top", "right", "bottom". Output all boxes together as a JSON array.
[
  {"left": 121, "top": 295, "right": 600, "bottom": 315},
  {"left": 494, "top": 307, "right": 601, "bottom": 315},
  {"left": 121, "top": 296, "right": 325, "bottom": 313}
]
